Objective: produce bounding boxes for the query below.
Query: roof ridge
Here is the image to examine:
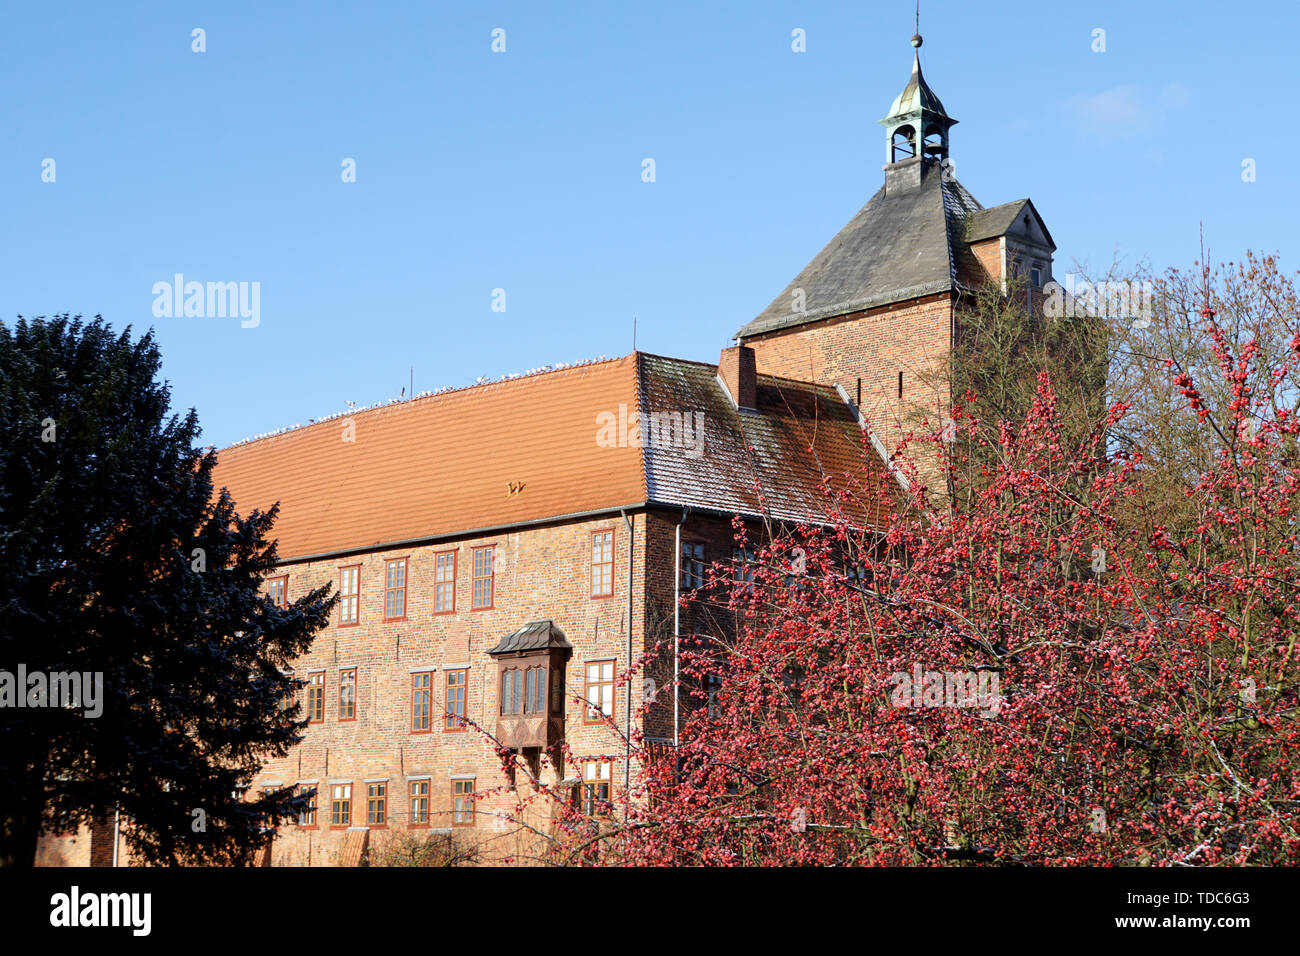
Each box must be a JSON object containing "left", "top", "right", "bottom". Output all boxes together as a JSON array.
[{"left": 223, "top": 353, "right": 629, "bottom": 452}]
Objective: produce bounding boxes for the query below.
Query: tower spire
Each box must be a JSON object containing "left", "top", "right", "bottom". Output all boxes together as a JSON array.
[{"left": 879, "top": 29, "right": 956, "bottom": 170}]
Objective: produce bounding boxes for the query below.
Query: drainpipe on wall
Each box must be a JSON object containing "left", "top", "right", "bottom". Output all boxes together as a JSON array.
[
  {"left": 673, "top": 506, "right": 690, "bottom": 748},
  {"left": 111, "top": 806, "right": 120, "bottom": 867},
  {"left": 619, "top": 509, "right": 634, "bottom": 811}
]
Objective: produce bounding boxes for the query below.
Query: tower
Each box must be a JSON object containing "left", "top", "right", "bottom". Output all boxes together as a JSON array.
[
  {"left": 734, "top": 34, "right": 1056, "bottom": 477},
  {"left": 880, "top": 33, "right": 956, "bottom": 167}
]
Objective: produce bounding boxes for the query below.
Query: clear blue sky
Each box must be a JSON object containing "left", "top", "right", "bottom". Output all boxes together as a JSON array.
[{"left": 3, "top": 0, "right": 1295, "bottom": 448}]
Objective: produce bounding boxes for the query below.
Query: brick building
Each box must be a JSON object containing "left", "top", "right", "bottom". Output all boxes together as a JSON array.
[
  {"left": 201, "top": 352, "right": 889, "bottom": 866},
  {"left": 38, "top": 34, "right": 1055, "bottom": 866}
]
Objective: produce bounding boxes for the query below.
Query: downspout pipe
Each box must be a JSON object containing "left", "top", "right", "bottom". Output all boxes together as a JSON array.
[
  {"left": 673, "top": 506, "right": 690, "bottom": 748},
  {"left": 619, "top": 509, "right": 634, "bottom": 806}
]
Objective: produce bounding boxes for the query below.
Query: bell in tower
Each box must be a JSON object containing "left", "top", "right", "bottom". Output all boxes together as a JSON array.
[{"left": 879, "top": 34, "right": 957, "bottom": 168}]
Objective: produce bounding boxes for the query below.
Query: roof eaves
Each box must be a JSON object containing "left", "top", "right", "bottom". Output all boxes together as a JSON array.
[
  {"left": 736, "top": 280, "right": 956, "bottom": 338},
  {"left": 269, "top": 502, "right": 652, "bottom": 567},
  {"left": 833, "top": 382, "right": 912, "bottom": 493},
  {"left": 1022, "top": 198, "right": 1057, "bottom": 251}
]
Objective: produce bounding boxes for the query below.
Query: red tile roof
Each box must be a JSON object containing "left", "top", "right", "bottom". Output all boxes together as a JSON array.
[
  {"left": 212, "top": 353, "right": 899, "bottom": 563},
  {"left": 213, "top": 357, "right": 646, "bottom": 561}
]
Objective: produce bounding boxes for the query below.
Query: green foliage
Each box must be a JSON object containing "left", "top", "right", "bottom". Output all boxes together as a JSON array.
[{"left": 952, "top": 277, "right": 1109, "bottom": 449}]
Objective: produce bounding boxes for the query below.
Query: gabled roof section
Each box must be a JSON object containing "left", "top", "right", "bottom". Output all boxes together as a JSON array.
[
  {"left": 212, "top": 357, "right": 647, "bottom": 561},
  {"left": 737, "top": 161, "right": 982, "bottom": 339},
  {"left": 638, "top": 353, "right": 896, "bottom": 528},
  {"left": 965, "top": 198, "right": 1056, "bottom": 250}
]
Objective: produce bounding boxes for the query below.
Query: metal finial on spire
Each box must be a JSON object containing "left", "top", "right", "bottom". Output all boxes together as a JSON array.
[{"left": 913, "top": 0, "right": 922, "bottom": 46}]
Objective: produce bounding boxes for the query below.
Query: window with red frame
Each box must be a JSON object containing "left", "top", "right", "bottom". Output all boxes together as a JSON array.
[
  {"left": 384, "top": 558, "right": 407, "bottom": 620},
  {"left": 266, "top": 575, "right": 288, "bottom": 608},
  {"left": 434, "top": 551, "right": 456, "bottom": 613},
  {"left": 338, "top": 668, "right": 356, "bottom": 720},
  {"left": 452, "top": 779, "right": 474, "bottom": 826},
  {"left": 445, "top": 668, "right": 467, "bottom": 730},
  {"left": 366, "top": 782, "right": 386, "bottom": 826},
  {"left": 584, "top": 660, "right": 615, "bottom": 722},
  {"left": 297, "top": 786, "right": 317, "bottom": 827},
  {"left": 411, "top": 672, "right": 432, "bottom": 732},
  {"left": 591, "top": 530, "right": 613, "bottom": 598},
  {"left": 307, "top": 672, "right": 324, "bottom": 723},
  {"left": 279, "top": 671, "right": 295, "bottom": 714},
  {"left": 330, "top": 784, "right": 351, "bottom": 827},
  {"left": 582, "top": 760, "right": 612, "bottom": 816},
  {"left": 471, "top": 547, "right": 494, "bottom": 608},
  {"left": 409, "top": 780, "right": 429, "bottom": 826},
  {"left": 339, "top": 566, "right": 360, "bottom": 624}
]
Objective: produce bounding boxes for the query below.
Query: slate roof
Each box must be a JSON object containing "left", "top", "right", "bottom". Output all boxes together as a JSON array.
[
  {"left": 737, "top": 160, "right": 983, "bottom": 339},
  {"left": 487, "top": 620, "right": 573, "bottom": 655},
  {"left": 211, "top": 353, "right": 898, "bottom": 562},
  {"left": 965, "top": 200, "right": 1030, "bottom": 243},
  {"left": 638, "top": 354, "right": 895, "bottom": 528},
  {"left": 965, "top": 198, "right": 1057, "bottom": 253}
]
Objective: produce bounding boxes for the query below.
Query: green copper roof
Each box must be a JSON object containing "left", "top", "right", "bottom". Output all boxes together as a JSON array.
[{"left": 881, "top": 51, "right": 952, "bottom": 122}]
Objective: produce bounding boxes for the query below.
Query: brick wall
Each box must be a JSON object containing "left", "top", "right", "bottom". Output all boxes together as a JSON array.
[
  {"left": 244, "top": 511, "right": 654, "bottom": 866},
  {"left": 31, "top": 505, "right": 783, "bottom": 867},
  {"left": 35, "top": 822, "right": 93, "bottom": 867},
  {"left": 741, "top": 291, "right": 955, "bottom": 459},
  {"left": 969, "top": 238, "right": 1002, "bottom": 281}
]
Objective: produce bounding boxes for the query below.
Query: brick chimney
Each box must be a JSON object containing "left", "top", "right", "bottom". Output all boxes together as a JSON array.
[{"left": 718, "top": 344, "right": 757, "bottom": 410}]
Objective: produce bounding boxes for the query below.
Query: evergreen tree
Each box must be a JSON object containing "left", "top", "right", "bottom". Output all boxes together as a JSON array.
[{"left": 0, "top": 315, "right": 333, "bottom": 866}]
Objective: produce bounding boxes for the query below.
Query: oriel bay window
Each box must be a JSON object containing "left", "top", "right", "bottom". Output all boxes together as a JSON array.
[
  {"left": 500, "top": 663, "right": 547, "bottom": 716},
  {"left": 486, "top": 621, "right": 572, "bottom": 751}
]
